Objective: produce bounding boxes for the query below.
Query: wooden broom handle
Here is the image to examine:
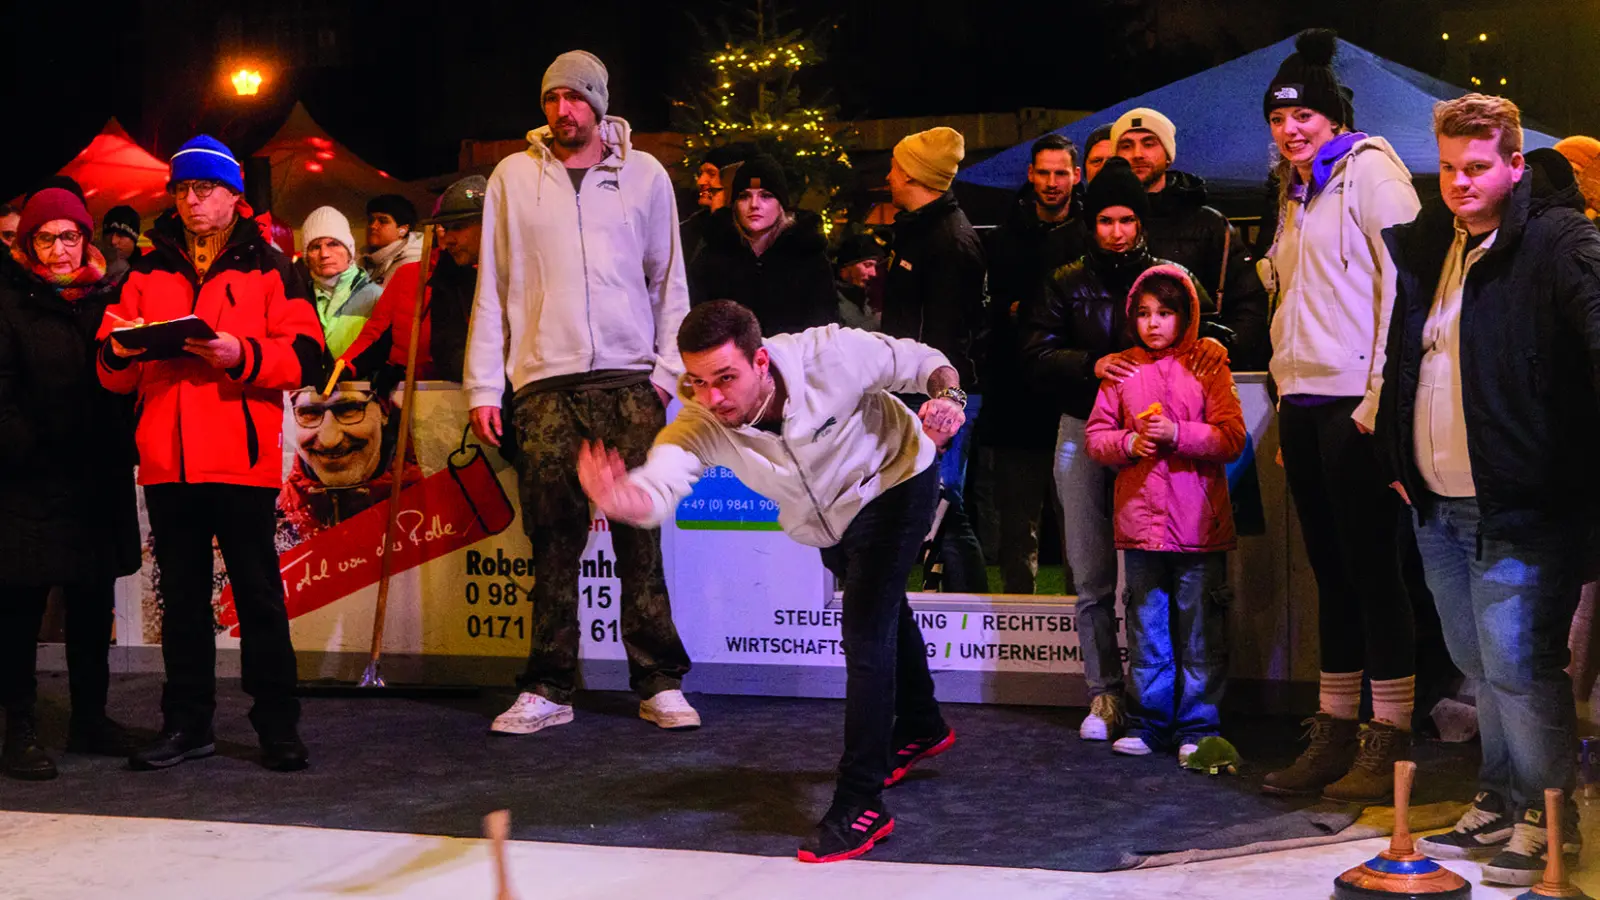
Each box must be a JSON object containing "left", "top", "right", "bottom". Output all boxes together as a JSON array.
[
  {"left": 1391, "top": 759, "right": 1417, "bottom": 855},
  {"left": 367, "top": 226, "right": 435, "bottom": 667}
]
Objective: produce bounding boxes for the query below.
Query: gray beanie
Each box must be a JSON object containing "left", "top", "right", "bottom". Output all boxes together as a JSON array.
[{"left": 542, "top": 50, "right": 609, "bottom": 119}]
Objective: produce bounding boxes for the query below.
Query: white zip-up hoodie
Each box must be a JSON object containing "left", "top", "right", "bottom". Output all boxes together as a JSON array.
[
  {"left": 627, "top": 326, "right": 952, "bottom": 547},
  {"left": 464, "top": 117, "right": 689, "bottom": 409},
  {"left": 1264, "top": 137, "right": 1420, "bottom": 430}
]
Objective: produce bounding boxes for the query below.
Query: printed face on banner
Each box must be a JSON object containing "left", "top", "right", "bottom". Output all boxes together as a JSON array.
[{"left": 292, "top": 387, "right": 386, "bottom": 487}]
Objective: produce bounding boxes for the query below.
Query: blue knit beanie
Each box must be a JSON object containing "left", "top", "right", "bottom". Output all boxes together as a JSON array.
[{"left": 168, "top": 135, "right": 244, "bottom": 195}]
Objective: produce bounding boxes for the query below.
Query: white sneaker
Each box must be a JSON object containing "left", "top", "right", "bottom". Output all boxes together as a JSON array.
[
  {"left": 1178, "top": 743, "right": 1199, "bottom": 766},
  {"left": 1112, "top": 736, "right": 1152, "bottom": 756},
  {"left": 1080, "top": 693, "right": 1124, "bottom": 741},
  {"left": 490, "top": 691, "right": 574, "bottom": 735},
  {"left": 639, "top": 689, "right": 702, "bottom": 730}
]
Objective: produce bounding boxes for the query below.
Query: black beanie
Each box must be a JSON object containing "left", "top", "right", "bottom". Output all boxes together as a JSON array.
[
  {"left": 103, "top": 205, "right": 141, "bottom": 241},
  {"left": 703, "top": 143, "right": 751, "bottom": 172},
  {"left": 1084, "top": 157, "right": 1149, "bottom": 221},
  {"left": 1264, "top": 28, "right": 1355, "bottom": 129},
  {"left": 366, "top": 194, "right": 418, "bottom": 229},
  {"left": 730, "top": 154, "right": 791, "bottom": 210}
]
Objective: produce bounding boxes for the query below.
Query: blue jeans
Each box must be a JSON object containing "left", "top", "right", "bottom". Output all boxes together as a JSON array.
[
  {"left": 1054, "top": 414, "right": 1123, "bottom": 696},
  {"left": 929, "top": 393, "right": 987, "bottom": 593},
  {"left": 1122, "top": 550, "right": 1229, "bottom": 748},
  {"left": 1411, "top": 495, "right": 1583, "bottom": 819}
]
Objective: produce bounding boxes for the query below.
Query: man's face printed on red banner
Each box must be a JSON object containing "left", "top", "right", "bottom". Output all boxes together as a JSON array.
[{"left": 291, "top": 387, "right": 386, "bottom": 487}]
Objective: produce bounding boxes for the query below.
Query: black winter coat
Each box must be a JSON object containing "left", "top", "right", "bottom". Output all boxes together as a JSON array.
[
  {"left": 1144, "top": 170, "right": 1271, "bottom": 370},
  {"left": 688, "top": 208, "right": 839, "bottom": 336},
  {"left": 1023, "top": 243, "right": 1216, "bottom": 421},
  {"left": 1378, "top": 174, "right": 1600, "bottom": 540},
  {"left": 882, "top": 192, "right": 988, "bottom": 388},
  {"left": 0, "top": 255, "right": 140, "bottom": 585},
  {"left": 982, "top": 198, "right": 1087, "bottom": 447}
]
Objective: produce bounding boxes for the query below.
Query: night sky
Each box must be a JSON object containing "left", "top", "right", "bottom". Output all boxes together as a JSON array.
[{"left": 1, "top": 0, "right": 1468, "bottom": 200}]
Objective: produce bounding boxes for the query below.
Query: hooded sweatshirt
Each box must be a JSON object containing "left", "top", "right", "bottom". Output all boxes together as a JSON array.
[
  {"left": 1085, "top": 264, "right": 1246, "bottom": 552},
  {"left": 1264, "top": 136, "right": 1420, "bottom": 429},
  {"left": 624, "top": 325, "right": 951, "bottom": 548},
  {"left": 464, "top": 116, "right": 689, "bottom": 409}
]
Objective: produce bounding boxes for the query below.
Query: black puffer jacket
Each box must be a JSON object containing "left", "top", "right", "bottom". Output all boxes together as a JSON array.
[
  {"left": 0, "top": 255, "right": 140, "bottom": 585},
  {"left": 1024, "top": 242, "right": 1178, "bottom": 420},
  {"left": 1144, "top": 170, "right": 1271, "bottom": 370},
  {"left": 982, "top": 198, "right": 1087, "bottom": 447},
  {"left": 882, "top": 192, "right": 988, "bottom": 387},
  {"left": 688, "top": 208, "right": 839, "bottom": 336},
  {"left": 1378, "top": 173, "right": 1600, "bottom": 539}
]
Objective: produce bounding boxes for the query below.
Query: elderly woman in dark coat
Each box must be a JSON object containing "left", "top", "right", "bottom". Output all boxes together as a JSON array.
[{"left": 0, "top": 187, "right": 140, "bottom": 780}]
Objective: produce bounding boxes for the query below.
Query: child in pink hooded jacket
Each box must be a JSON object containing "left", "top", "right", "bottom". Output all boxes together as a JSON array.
[{"left": 1085, "top": 264, "right": 1246, "bottom": 762}]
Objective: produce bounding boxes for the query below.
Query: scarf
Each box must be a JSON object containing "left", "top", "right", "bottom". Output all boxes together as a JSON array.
[
  {"left": 362, "top": 232, "right": 420, "bottom": 284},
  {"left": 12, "top": 241, "right": 108, "bottom": 302},
  {"left": 313, "top": 265, "right": 359, "bottom": 326},
  {"left": 1289, "top": 132, "right": 1369, "bottom": 204}
]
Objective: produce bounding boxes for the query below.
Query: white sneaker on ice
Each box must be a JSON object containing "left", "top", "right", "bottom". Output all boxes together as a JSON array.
[
  {"left": 640, "top": 689, "right": 702, "bottom": 730},
  {"left": 490, "top": 691, "right": 574, "bottom": 735},
  {"left": 1112, "top": 736, "right": 1153, "bottom": 756}
]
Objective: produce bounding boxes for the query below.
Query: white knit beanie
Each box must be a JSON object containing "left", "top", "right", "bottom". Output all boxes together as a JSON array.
[{"left": 301, "top": 206, "right": 356, "bottom": 256}]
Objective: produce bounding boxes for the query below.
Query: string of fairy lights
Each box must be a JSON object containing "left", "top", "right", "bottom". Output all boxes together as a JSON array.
[{"left": 684, "top": 40, "right": 851, "bottom": 169}]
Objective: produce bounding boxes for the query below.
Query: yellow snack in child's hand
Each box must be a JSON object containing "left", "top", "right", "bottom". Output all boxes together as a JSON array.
[{"left": 1135, "top": 401, "right": 1163, "bottom": 421}]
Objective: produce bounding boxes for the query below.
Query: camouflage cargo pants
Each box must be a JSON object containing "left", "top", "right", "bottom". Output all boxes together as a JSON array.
[{"left": 511, "top": 380, "right": 691, "bottom": 704}]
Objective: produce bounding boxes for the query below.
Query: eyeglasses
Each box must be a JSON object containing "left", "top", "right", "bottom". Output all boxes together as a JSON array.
[
  {"left": 293, "top": 395, "right": 376, "bottom": 429},
  {"left": 170, "top": 179, "right": 223, "bottom": 200},
  {"left": 32, "top": 230, "right": 84, "bottom": 250}
]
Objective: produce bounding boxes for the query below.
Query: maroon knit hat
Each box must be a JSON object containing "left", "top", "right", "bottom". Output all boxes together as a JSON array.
[{"left": 17, "top": 188, "right": 93, "bottom": 242}]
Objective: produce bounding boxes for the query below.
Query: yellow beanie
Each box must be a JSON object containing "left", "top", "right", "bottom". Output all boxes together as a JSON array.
[
  {"left": 1555, "top": 136, "right": 1600, "bottom": 214},
  {"left": 894, "top": 127, "right": 965, "bottom": 193}
]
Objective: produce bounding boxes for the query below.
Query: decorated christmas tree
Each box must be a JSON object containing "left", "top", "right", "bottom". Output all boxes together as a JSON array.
[{"left": 673, "top": 0, "right": 853, "bottom": 217}]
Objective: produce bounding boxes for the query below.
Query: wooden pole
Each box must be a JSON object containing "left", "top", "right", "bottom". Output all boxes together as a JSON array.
[
  {"left": 360, "top": 227, "right": 434, "bottom": 687},
  {"left": 484, "top": 809, "right": 517, "bottom": 900}
]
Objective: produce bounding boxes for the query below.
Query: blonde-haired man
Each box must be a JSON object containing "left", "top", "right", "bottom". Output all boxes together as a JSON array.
[{"left": 1377, "top": 93, "right": 1600, "bottom": 886}]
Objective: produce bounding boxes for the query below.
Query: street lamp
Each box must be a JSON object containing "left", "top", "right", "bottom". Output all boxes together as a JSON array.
[{"left": 231, "top": 68, "right": 263, "bottom": 96}]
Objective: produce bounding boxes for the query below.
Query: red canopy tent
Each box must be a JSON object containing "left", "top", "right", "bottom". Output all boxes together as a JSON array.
[
  {"left": 10, "top": 119, "right": 173, "bottom": 227},
  {"left": 255, "top": 102, "right": 432, "bottom": 249}
]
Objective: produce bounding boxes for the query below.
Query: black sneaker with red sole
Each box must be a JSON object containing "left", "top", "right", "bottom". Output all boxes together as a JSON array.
[
  {"left": 884, "top": 726, "right": 956, "bottom": 787},
  {"left": 797, "top": 797, "right": 895, "bottom": 863}
]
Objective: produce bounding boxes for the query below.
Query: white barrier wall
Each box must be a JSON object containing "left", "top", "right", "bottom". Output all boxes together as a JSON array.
[{"left": 104, "top": 375, "right": 1316, "bottom": 706}]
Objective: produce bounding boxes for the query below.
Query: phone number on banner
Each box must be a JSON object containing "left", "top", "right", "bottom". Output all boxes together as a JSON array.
[{"left": 675, "top": 466, "right": 781, "bottom": 531}]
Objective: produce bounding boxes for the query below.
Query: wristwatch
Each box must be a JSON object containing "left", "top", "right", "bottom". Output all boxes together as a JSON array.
[{"left": 933, "top": 387, "right": 968, "bottom": 409}]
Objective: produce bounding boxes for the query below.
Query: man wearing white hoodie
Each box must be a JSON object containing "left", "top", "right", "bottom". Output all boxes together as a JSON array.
[
  {"left": 577, "top": 300, "right": 966, "bottom": 864},
  {"left": 466, "top": 50, "right": 696, "bottom": 737}
]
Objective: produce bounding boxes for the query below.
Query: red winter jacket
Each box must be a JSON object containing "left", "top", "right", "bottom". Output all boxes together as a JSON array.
[
  {"left": 340, "top": 257, "right": 435, "bottom": 378},
  {"left": 97, "top": 209, "right": 325, "bottom": 488}
]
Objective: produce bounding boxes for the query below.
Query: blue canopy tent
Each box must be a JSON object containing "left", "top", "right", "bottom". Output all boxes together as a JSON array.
[{"left": 958, "top": 35, "right": 1558, "bottom": 197}]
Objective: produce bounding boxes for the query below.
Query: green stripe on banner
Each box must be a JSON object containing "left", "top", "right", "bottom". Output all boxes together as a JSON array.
[{"left": 675, "top": 520, "right": 785, "bottom": 532}]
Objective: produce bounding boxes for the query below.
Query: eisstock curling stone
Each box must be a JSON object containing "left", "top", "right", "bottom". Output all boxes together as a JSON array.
[
  {"left": 1516, "top": 788, "right": 1590, "bottom": 900},
  {"left": 1333, "top": 760, "right": 1470, "bottom": 900}
]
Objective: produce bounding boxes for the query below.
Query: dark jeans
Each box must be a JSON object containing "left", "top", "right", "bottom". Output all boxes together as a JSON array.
[
  {"left": 511, "top": 381, "right": 691, "bottom": 704},
  {"left": 145, "top": 484, "right": 299, "bottom": 737},
  {"left": 821, "top": 463, "right": 946, "bottom": 803},
  {"left": 1412, "top": 495, "right": 1584, "bottom": 820},
  {"left": 0, "top": 581, "right": 115, "bottom": 720},
  {"left": 990, "top": 445, "right": 1056, "bottom": 594},
  {"left": 1278, "top": 398, "right": 1416, "bottom": 679},
  {"left": 928, "top": 393, "right": 987, "bottom": 593},
  {"left": 1122, "top": 551, "right": 1229, "bottom": 748}
]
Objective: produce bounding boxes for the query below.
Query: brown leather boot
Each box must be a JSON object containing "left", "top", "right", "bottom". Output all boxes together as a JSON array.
[
  {"left": 1262, "top": 713, "right": 1360, "bottom": 796},
  {"left": 1323, "top": 721, "right": 1411, "bottom": 803}
]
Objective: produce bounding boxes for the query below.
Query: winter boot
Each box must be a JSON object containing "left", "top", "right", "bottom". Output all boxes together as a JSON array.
[
  {"left": 1323, "top": 720, "right": 1412, "bottom": 803},
  {"left": 3, "top": 711, "right": 58, "bottom": 781},
  {"left": 1261, "top": 713, "right": 1359, "bottom": 796}
]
